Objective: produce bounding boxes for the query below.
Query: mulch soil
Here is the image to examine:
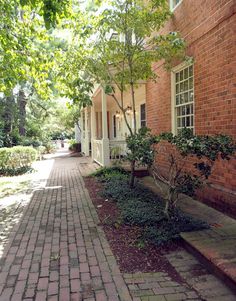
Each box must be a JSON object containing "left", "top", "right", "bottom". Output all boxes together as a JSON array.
[{"left": 84, "top": 176, "right": 184, "bottom": 282}]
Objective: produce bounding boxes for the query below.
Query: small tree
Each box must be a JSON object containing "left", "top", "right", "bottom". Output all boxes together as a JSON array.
[
  {"left": 152, "top": 129, "right": 236, "bottom": 217},
  {"left": 63, "top": 0, "right": 186, "bottom": 186}
]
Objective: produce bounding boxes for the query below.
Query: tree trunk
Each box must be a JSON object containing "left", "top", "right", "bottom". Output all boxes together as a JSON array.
[
  {"left": 3, "top": 97, "right": 13, "bottom": 134},
  {"left": 3, "top": 96, "right": 15, "bottom": 147},
  {"left": 130, "top": 160, "right": 135, "bottom": 188},
  {"left": 18, "top": 89, "right": 27, "bottom": 136},
  {"left": 130, "top": 82, "right": 137, "bottom": 134},
  {"left": 164, "top": 199, "right": 170, "bottom": 219}
]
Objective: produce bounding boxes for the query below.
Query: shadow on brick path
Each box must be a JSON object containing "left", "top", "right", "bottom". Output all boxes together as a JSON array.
[
  {"left": 0, "top": 153, "right": 235, "bottom": 301},
  {"left": 0, "top": 154, "right": 132, "bottom": 301}
]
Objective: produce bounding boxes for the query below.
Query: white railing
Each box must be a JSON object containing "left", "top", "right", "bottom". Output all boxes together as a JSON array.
[
  {"left": 92, "top": 139, "right": 103, "bottom": 165},
  {"left": 109, "top": 140, "right": 127, "bottom": 159}
]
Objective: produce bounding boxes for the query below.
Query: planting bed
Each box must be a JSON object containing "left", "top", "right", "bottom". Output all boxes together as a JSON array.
[{"left": 84, "top": 176, "right": 183, "bottom": 281}]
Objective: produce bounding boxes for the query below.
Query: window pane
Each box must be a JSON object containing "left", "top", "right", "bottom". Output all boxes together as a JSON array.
[
  {"left": 184, "top": 68, "right": 188, "bottom": 79},
  {"left": 176, "top": 73, "right": 179, "bottom": 82},
  {"left": 141, "top": 121, "right": 146, "bottom": 127},
  {"left": 186, "top": 116, "right": 190, "bottom": 127},
  {"left": 189, "top": 65, "right": 193, "bottom": 76},
  {"left": 191, "top": 116, "right": 194, "bottom": 126},
  {"left": 184, "top": 80, "right": 188, "bottom": 90},
  {"left": 141, "top": 104, "right": 146, "bottom": 120},
  {"left": 190, "top": 104, "right": 193, "bottom": 114},
  {"left": 189, "top": 91, "right": 194, "bottom": 102},
  {"left": 180, "top": 70, "right": 183, "bottom": 81},
  {"left": 140, "top": 104, "right": 146, "bottom": 127},
  {"left": 176, "top": 84, "right": 180, "bottom": 94},
  {"left": 189, "top": 77, "right": 193, "bottom": 89},
  {"left": 184, "top": 92, "right": 188, "bottom": 103},
  {"left": 113, "top": 115, "right": 117, "bottom": 138},
  {"left": 177, "top": 118, "right": 181, "bottom": 127},
  {"left": 186, "top": 105, "right": 190, "bottom": 115},
  {"left": 176, "top": 95, "right": 179, "bottom": 105},
  {"left": 181, "top": 106, "right": 186, "bottom": 115}
]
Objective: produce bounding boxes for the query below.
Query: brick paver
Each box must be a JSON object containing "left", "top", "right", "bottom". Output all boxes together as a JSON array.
[
  {"left": 0, "top": 154, "right": 132, "bottom": 301},
  {"left": 0, "top": 154, "right": 235, "bottom": 301}
]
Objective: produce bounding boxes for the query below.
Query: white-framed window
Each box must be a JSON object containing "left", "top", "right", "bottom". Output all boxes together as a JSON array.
[
  {"left": 170, "top": 0, "right": 182, "bottom": 11},
  {"left": 172, "top": 63, "right": 194, "bottom": 134},
  {"left": 140, "top": 103, "right": 146, "bottom": 127}
]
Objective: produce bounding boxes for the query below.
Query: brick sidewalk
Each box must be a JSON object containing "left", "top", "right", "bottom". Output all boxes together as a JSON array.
[
  {"left": 0, "top": 155, "right": 235, "bottom": 301},
  {"left": 0, "top": 155, "right": 132, "bottom": 301}
]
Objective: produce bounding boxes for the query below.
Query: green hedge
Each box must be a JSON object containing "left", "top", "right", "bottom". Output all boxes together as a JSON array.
[{"left": 0, "top": 146, "right": 37, "bottom": 172}]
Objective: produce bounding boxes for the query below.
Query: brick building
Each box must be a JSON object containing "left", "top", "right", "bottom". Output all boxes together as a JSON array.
[{"left": 146, "top": 0, "right": 236, "bottom": 214}]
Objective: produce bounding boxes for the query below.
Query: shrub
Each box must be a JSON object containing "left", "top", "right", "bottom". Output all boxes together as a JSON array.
[
  {"left": 0, "top": 129, "right": 4, "bottom": 148},
  {"left": 21, "top": 138, "right": 42, "bottom": 148},
  {"left": 92, "top": 166, "right": 129, "bottom": 183},
  {"left": 152, "top": 129, "right": 236, "bottom": 216},
  {"left": 126, "top": 127, "right": 159, "bottom": 187},
  {"left": 69, "top": 141, "right": 81, "bottom": 152},
  {"left": 0, "top": 146, "right": 37, "bottom": 175},
  {"left": 93, "top": 167, "right": 209, "bottom": 246},
  {"left": 43, "top": 142, "right": 56, "bottom": 154},
  {"left": 36, "top": 145, "right": 46, "bottom": 160}
]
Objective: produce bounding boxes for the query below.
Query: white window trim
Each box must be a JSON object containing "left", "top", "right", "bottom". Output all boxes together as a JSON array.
[
  {"left": 170, "top": 0, "right": 183, "bottom": 11},
  {"left": 171, "top": 61, "right": 194, "bottom": 135}
]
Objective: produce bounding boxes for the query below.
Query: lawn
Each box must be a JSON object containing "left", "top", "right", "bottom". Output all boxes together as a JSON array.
[{"left": 0, "top": 176, "right": 30, "bottom": 199}]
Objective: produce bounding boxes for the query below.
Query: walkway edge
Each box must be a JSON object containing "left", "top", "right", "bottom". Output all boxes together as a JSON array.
[
  {"left": 181, "top": 232, "right": 236, "bottom": 294},
  {"left": 140, "top": 176, "right": 236, "bottom": 294}
]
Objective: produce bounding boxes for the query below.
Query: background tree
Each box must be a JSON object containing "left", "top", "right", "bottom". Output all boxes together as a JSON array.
[{"left": 0, "top": 0, "right": 72, "bottom": 95}]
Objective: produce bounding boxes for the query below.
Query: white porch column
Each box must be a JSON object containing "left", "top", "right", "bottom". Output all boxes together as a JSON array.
[
  {"left": 84, "top": 107, "right": 90, "bottom": 156},
  {"left": 91, "top": 104, "right": 96, "bottom": 159},
  {"left": 101, "top": 88, "right": 110, "bottom": 166},
  {"left": 80, "top": 111, "right": 85, "bottom": 154}
]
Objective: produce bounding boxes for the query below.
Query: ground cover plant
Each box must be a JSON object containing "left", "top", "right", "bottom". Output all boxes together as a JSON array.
[
  {"left": 91, "top": 166, "right": 208, "bottom": 246},
  {"left": 84, "top": 175, "right": 183, "bottom": 275}
]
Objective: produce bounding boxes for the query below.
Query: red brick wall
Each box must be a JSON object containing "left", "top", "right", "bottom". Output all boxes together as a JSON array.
[{"left": 147, "top": 0, "right": 236, "bottom": 215}]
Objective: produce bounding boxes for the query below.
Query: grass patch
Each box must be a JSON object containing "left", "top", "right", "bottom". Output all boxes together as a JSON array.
[
  {"left": 93, "top": 167, "right": 209, "bottom": 246},
  {"left": 0, "top": 171, "right": 33, "bottom": 199}
]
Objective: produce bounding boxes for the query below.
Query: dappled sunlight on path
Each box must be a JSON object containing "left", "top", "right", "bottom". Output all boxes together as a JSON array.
[
  {"left": 0, "top": 153, "right": 133, "bottom": 301},
  {"left": 0, "top": 156, "right": 55, "bottom": 259}
]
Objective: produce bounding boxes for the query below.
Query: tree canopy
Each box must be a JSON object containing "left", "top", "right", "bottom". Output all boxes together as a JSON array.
[
  {"left": 0, "top": 0, "right": 186, "bottom": 149},
  {"left": 60, "top": 0, "right": 185, "bottom": 127}
]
